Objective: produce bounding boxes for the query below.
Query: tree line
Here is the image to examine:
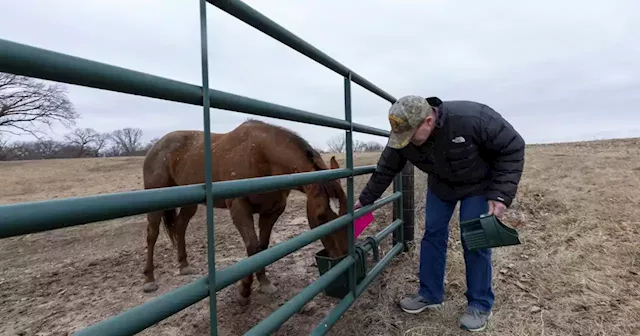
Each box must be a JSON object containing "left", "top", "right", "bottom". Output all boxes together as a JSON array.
[
  {"left": 325, "top": 134, "right": 384, "bottom": 153},
  {"left": 0, "top": 127, "right": 158, "bottom": 161}
]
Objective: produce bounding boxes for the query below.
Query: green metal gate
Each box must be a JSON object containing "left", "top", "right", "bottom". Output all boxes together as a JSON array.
[{"left": 0, "top": 1, "right": 414, "bottom": 335}]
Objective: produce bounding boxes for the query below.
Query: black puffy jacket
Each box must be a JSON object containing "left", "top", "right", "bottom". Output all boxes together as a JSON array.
[{"left": 358, "top": 97, "right": 525, "bottom": 208}]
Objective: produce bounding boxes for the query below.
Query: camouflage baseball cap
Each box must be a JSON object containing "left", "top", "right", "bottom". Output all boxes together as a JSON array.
[{"left": 387, "top": 95, "right": 434, "bottom": 149}]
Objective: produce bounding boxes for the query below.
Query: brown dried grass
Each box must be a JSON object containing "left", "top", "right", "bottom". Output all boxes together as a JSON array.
[{"left": 0, "top": 138, "right": 639, "bottom": 335}]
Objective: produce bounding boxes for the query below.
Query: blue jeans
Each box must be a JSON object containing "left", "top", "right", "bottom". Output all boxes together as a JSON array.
[{"left": 417, "top": 188, "right": 495, "bottom": 312}]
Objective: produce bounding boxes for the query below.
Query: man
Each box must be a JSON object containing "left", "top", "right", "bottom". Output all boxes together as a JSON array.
[{"left": 354, "top": 95, "right": 525, "bottom": 332}]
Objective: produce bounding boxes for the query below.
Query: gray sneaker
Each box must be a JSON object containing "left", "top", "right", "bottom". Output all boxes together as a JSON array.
[
  {"left": 399, "top": 294, "right": 443, "bottom": 314},
  {"left": 459, "top": 306, "right": 493, "bottom": 332}
]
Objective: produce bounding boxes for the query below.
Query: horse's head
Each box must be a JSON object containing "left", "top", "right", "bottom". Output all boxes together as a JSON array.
[{"left": 306, "top": 156, "right": 349, "bottom": 258}]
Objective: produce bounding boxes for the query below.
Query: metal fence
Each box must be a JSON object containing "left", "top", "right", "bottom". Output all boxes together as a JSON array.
[{"left": 0, "top": 0, "right": 415, "bottom": 335}]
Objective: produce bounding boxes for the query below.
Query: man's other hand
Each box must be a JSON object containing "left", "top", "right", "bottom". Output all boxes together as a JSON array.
[{"left": 488, "top": 200, "right": 506, "bottom": 218}]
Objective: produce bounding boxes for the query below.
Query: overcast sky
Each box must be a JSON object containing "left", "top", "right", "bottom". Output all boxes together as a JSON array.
[{"left": 2, "top": 0, "right": 639, "bottom": 149}]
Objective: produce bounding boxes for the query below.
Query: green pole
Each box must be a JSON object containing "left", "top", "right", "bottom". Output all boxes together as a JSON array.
[
  {"left": 402, "top": 163, "right": 415, "bottom": 251},
  {"left": 392, "top": 171, "right": 403, "bottom": 248},
  {"left": 199, "top": 1, "right": 217, "bottom": 335},
  {"left": 397, "top": 172, "right": 404, "bottom": 250},
  {"left": 344, "top": 72, "right": 356, "bottom": 296}
]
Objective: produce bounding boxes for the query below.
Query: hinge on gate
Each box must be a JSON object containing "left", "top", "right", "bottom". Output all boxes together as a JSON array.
[
  {"left": 354, "top": 244, "right": 366, "bottom": 276},
  {"left": 364, "top": 236, "right": 380, "bottom": 262}
]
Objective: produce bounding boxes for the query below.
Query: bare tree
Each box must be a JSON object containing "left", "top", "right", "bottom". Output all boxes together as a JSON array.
[
  {"left": 64, "top": 128, "right": 99, "bottom": 157},
  {"left": 32, "top": 140, "right": 62, "bottom": 159},
  {"left": 363, "top": 140, "right": 384, "bottom": 152},
  {"left": 0, "top": 73, "right": 78, "bottom": 139},
  {"left": 0, "top": 134, "right": 13, "bottom": 160},
  {"left": 145, "top": 137, "right": 160, "bottom": 150},
  {"left": 0, "top": 134, "right": 7, "bottom": 150},
  {"left": 353, "top": 140, "right": 367, "bottom": 152},
  {"left": 110, "top": 127, "right": 143, "bottom": 156},
  {"left": 93, "top": 132, "right": 110, "bottom": 157},
  {"left": 326, "top": 134, "right": 346, "bottom": 153}
]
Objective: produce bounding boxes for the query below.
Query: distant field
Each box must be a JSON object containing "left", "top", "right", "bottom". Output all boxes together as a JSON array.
[{"left": 1, "top": 138, "right": 639, "bottom": 335}]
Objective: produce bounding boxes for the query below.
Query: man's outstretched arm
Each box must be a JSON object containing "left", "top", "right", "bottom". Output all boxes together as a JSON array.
[{"left": 357, "top": 145, "right": 407, "bottom": 207}]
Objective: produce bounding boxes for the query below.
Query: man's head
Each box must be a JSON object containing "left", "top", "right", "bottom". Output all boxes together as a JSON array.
[{"left": 387, "top": 95, "right": 437, "bottom": 149}]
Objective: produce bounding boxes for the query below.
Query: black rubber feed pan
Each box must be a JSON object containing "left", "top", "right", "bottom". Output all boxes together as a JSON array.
[
  {"left": 460, "top": 214, "right": 521, "bottom": 251},
  {"left": 314, "top": 248, "right": 366, "bottom": 299}
]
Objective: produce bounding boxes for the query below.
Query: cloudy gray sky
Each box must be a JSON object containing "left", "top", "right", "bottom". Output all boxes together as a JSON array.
[{"left": 2, "top": 0, "right": 639, "bottom": 149}]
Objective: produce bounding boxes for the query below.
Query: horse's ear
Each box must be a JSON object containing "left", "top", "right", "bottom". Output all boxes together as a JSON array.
[{"left": 330, "top": 156, "right": 339, "bottom": 169}]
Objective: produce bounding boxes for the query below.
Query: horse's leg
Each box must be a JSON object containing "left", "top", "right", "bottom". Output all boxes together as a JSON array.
[
  {"left": 143, "top": 211, "right": 162, "bottom": 293},
  {"left": 256, "top": 204, "right": 286, "bottom": 294},
  {"left": 228, "top": 198, "right": 259, "bottom": 305},
  {"left": 176, "top": 205, "right": 198, "bottom": 276}
]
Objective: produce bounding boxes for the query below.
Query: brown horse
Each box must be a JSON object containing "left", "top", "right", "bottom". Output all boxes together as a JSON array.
[{"left": 141, "top": 119, "right": 349, "bottom": 303}]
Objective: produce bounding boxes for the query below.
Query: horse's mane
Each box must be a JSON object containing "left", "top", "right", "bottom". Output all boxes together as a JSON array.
[{"left": 242, "top": 119, "right": 343, "bottom": 199}]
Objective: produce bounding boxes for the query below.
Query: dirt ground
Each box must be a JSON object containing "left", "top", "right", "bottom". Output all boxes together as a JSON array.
[{"left": 1, "top": 139, "right": 639, "bottom": 336}]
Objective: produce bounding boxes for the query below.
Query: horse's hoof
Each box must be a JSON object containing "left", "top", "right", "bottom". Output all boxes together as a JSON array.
[
  {"left": 260, "top": 283, "right": 278, "bottom": 294},
  {"left": 142, "top": 282, "right": 158, "bottom": 293},
  {"left": 179, "top": 266, "right": 197, "bottom": 275}
]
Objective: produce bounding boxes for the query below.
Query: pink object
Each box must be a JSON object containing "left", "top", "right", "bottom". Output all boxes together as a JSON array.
[{"left": 354, "top": 212, "right": 374, "bottom": 238}]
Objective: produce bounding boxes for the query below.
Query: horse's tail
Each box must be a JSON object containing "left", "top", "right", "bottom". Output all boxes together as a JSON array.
[{"left": 162, "top": 209, "right": 178, "bottom": 248}]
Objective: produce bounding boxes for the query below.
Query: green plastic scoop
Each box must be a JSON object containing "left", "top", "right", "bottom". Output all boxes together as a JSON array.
[{"left": 460, "top": 214, "right": 521, "bottom": 251}]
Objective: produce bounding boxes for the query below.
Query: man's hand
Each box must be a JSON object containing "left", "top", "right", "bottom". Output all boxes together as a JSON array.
[
  {"left": 354, "top": 200, "right": 363, "bottom": 210},
  {"left": 487, "top": 199, "right": 506, "bottom": 218}
]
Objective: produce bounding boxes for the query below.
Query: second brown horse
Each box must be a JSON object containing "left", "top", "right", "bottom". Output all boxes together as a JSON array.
[{"left": 142, "top": 119, "right": 349, "bottom": 304}]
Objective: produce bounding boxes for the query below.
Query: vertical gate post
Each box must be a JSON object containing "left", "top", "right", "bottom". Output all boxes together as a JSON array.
[
  {"left": 393, "top": 162, "right": 415, "bottom": 252},
  {"left": 401, "top": 163, "right": 415, "bottom": 251},
  {"left": 392, "top": 171, "right": 402, "bottom": 249},
  {"left": 198, "top": 1, "right": 217, "bottom": 335},
  {"left": 344, "top": 72, "right": 356, "bottom": 296}
]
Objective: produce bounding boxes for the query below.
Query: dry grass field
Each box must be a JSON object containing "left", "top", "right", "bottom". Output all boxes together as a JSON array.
[{"left": 1, "top": 138, "right": 639, "bottom": 336}]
